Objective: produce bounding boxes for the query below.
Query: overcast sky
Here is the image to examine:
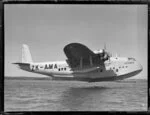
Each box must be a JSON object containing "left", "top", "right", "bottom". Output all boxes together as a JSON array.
[{"left": 4, "top": 4, "right": 147, "bottom": 79}]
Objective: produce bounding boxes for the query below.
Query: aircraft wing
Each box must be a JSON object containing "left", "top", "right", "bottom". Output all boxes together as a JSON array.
[
  {"left": 64, "top": 43, "right": 104, "bottom": 68},
  {"left": 64, "top": 43, "right": 95, "bottom": 60}
]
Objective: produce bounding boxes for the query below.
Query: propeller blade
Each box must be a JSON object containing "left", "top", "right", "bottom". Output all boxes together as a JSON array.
[{"left": 104, "top": 43, "right": 106, "bottom": 50}]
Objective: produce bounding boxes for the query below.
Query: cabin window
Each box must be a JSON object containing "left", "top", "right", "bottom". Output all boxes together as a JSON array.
[
  {"left": 100, "top": 69, "right": 103, "bottom": 72},
  {"left": 113, "top": 67, "right": 115, "bottom": 69},
  {"left": 64, "top": 68, "right": 66, "bottom": 71},
  {"left": 116, "top": 69, "right": 118, "bottom": 72},
  {"left": 58, "top": 68, "right": 60, "bottom": 71},
  {"left": 128, "top": 57, "right": 136, "bottom": 61},
  {"left": 61, "top": 68, "right": 63, "bottom": 71}
]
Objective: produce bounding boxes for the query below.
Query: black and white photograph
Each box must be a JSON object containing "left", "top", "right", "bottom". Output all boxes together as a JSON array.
[{"left": 4, "top": 4, "right": 147, "bottom": 111}]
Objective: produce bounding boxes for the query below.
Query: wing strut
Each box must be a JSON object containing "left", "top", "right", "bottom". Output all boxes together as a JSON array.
[
  {"left": 90, "top": 56, "right": 93, "bottom": 66},
  {"left": 80, "top": 57, "right": 83, "bottom": 69}
]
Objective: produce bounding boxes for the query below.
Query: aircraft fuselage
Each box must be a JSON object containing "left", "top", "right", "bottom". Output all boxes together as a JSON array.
[{"left": 18, "top": 57, "right": 142, "bottom": 82}]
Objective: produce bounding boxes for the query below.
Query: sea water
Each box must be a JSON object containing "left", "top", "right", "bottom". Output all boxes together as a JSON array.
[{"left": 4, "top": 78, "right": 147, "bottom": 111}]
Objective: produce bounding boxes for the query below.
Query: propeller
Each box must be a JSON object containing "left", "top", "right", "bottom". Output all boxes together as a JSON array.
[
  {"left": 94, "top": 43, "right": 112, "bottom": 61},
  {"left": 101, "top": 43, "right": 111, "bottom": 61}
]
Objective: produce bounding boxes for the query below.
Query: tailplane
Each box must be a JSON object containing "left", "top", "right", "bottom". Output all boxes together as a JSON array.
[{"left": 22, "top": 44, "right": 33, "bottom": 63}]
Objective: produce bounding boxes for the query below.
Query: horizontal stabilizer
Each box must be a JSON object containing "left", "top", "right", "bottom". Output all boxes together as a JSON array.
[
  {"left": 12, "top": 62, "right": 31, "bottom": 71},
  {"left": 12, "top": 62, "right": 30, "bottom": 66}
]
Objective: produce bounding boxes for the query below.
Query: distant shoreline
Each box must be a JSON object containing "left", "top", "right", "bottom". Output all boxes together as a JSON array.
[{"left": 5, "top": 76, "right": 52, "bottom": 80}]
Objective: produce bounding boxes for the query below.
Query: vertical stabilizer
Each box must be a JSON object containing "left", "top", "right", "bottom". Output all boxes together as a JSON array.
[{"left": 22, "top": 44, "right": 33, "bottom": 63}]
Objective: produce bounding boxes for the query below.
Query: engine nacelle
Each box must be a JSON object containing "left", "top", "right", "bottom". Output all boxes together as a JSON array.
[
  {"left": 93, "top": 49, "right": 104, "bottom": 54},
  {"left": 94, "top": 49, "right": 110, "bottom": 61}
]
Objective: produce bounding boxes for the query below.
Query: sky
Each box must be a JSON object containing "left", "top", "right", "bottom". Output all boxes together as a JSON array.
[{"left": 4, "top": 4, "right": 147, "bottom": 79}]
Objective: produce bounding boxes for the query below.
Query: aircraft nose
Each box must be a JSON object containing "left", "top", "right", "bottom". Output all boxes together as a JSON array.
[
  {"left": 137, "top": 62, "right": 143, "bottom": 72},
  {"left": 139, "top": 64, "right": 143, "bottom": 71}
]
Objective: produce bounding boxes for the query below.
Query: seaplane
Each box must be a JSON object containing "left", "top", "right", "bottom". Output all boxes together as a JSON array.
[{"left": 13, "top": 43, "right": 143, "bottom": 82}]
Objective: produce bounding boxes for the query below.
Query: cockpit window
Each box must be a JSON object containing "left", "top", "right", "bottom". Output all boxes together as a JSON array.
[{"left": 128, "top": 57, "right": 136, "bottom": 61}]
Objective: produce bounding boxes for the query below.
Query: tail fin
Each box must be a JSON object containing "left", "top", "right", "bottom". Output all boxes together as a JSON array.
[{"left": 22, "top": 44, "right": 33, "bottom": 63}]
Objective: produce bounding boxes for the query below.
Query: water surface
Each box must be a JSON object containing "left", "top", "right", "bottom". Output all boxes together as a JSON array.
[{"left": 5, "top": 78, "right": 147, "bottom": 111}]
